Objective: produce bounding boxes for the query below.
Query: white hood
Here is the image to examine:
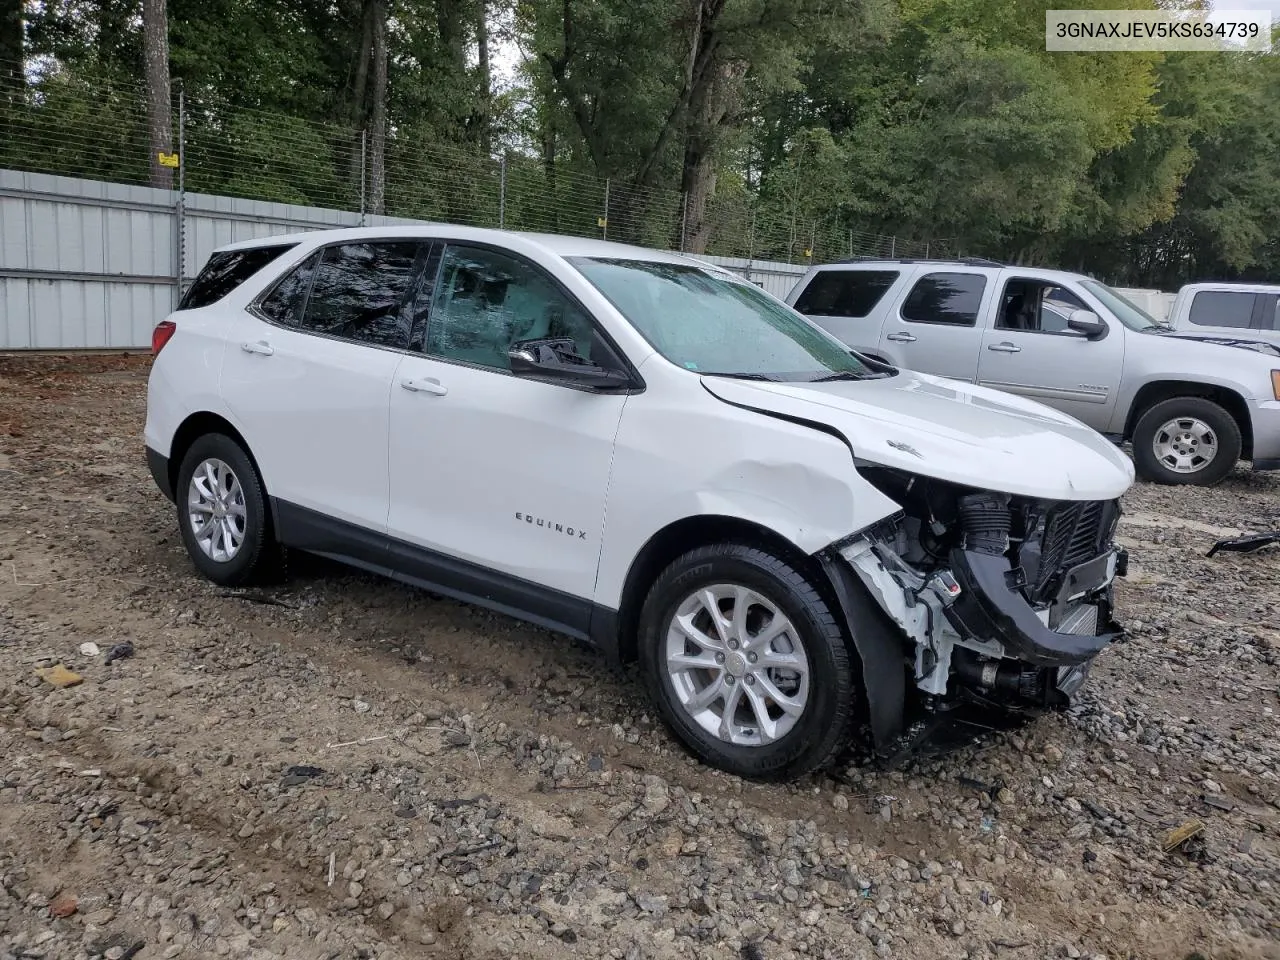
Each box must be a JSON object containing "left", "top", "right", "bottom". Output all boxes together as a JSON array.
[{"left": 701, "top": 371, "right": 1135, "bottom": 501}]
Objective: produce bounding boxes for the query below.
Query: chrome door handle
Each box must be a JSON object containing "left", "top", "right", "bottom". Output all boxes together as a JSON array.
[
  {"left": 987, "top": 342, "right": 1021, "bottom": 354},
  {"left": 400, "top": 377, "right": 448, "bottom": 396},
  {"left": 886, "top": 332, "right": 917, "bottom": 343},
  {"left": 240, "top": 340, "right": 274, "bottom": 356}
]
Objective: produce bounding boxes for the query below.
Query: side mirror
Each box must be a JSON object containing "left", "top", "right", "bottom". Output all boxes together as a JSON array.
[
  {"left": 1066, "top": 309, "right": 1106, "bottom": 339},
  {"left": 508, "top": 337, "right": 632, "bottom": 390}
]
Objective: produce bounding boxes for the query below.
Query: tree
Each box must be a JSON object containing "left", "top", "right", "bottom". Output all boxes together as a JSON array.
[
  {"left": 1, "top": 0, "right": 22, "bottom": 100},
  {"left": 143, "top": 0, "right": 173, "bottom": 189}
]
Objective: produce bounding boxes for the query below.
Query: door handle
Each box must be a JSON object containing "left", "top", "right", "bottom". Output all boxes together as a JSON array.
[
  {"left": 240, "top": 340, "right": 274, "bottom": 356},
  {"left": 987, "top": 342, "right": 1021, "bottom": 354},
  {"left": 400, "top": 377, "right": 448, "bottom": 396},
  {"left": 886, "top": 332, "right": 917, "bottom": 343}
]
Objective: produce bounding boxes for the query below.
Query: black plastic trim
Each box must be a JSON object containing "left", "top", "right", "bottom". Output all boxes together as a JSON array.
[
  {"left": 272, "top": 500, "right": 618, "bottom": 655},
  {"left": 146, "top": 446, "right": 173, "bottom": 502},
  {"left": 945, "top": 547, "right": 1119, "bottom": 666},
  {"left": 1253, "top": 457, "right": 1280, "bottom": 472},
  {"left": 817, "top": 553, "right": 907, "bottom": 751}
]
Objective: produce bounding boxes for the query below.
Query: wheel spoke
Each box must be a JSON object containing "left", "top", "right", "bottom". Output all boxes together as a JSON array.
[
  {"left": 674, "top": 611, "right": 723, "bottom": 652},
  {"left": 697, "top": 588, "right": 732, "bottom": 645},
  {"left": 188, "top": 500, "right": 215, "bottom": 515},
  {"left": 755, "top": 672, "right": 805, "bottom": 716},
  {"left": 742, "top": 684, "right": 779, "bottom": 742},
  {"left": 745, "top": 614, "right": 791, "bottom": 654},
  {"left": 757, "top": 649, "right": 803, "bottom": 671},
  {"left": 717, "top": 681, "right": 745, "bottom": 741},
  {"left": 685, "top": 674, "right": 727, "bottom": 713},
  {"left": 668, "top": 650, "right": 720, "bottom": 672}
]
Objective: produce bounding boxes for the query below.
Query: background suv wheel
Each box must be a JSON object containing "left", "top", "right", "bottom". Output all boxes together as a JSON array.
[
  {"left": 1132, "top": 397, "right": 1241, "bottom": 486},
  {"left": 639, "top": 543, "right": 856, "bottom": 780},
  {"left": 175, "top": 433, "right": 281, "bottom": 586}
]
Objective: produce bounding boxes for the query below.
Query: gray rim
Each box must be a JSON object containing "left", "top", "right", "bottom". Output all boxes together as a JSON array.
[
  {"left": 664, "top": 584, "right": 810, "bottom": 747},
  {"left": 1152, "top": 416, "right": 1218, "bottom": 474},
  {"left": 187, "top": 458, "right": 247, "bottom": 562}
]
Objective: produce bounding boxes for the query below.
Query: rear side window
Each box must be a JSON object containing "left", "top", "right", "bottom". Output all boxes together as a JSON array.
[
  {"left": 1189, "top": 290, "right": 1255, "bottom": 329},
  {"left": 793, "top": 270, "right": 899, "bottom": 318},
  {"left": 298, "top": 241, "right": 424, "bottom": 349},
  {"left": 901, "top": 273, "right": 986, "bottom": 326},
  {"left": 178, "top": 244, "right": 297, "bottom": 310}
]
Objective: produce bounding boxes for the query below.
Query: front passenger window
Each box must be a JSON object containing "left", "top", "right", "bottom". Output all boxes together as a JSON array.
[{"left": 426, "top": 245, "right": 601, "bottom": 371}]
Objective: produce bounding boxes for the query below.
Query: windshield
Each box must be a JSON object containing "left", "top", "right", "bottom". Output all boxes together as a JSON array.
[
  {"left": 1080, "top": 279, "right": 1160, "bottom": 332},
  {"left": 569, "top": 257, "right": 879, "bottom": 381}
]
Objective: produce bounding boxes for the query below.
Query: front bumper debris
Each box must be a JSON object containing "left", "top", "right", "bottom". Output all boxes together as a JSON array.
[{"left": 835, "top": 514, "right": 1125, "bottom": 712}]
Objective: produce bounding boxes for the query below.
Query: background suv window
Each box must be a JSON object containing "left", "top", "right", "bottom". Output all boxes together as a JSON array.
[
  {"left": 179, "top": 244, "right": 297, "bottom": 310},
  {"left": 901, "top": 273, "right": 986, "bottom": 326},
  {"left": 297, "top": 241, "right": 423, "bottom": 349},
  {"left": 426, "top": 245, "right": 600, "bottom": 371},
  {"left": 793, "top": 270, "right": 899, "bottom": 318},
  {"left": 1189, "top": 290, "right": 1256, "bottom": 329}
]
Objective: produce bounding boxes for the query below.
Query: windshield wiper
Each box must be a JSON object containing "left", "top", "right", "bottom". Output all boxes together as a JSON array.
[{"left": 700, "top": 372, "right": 781, "bottom": 382}]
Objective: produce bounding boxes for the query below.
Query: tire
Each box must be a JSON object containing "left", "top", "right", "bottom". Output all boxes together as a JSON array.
[
  {"left": 638, "top": 543, "right": 855, "bottom": 781},
  {"left": 1132, "top": 397, "right": 1241, "bottom": 486},
  {"left": 174, "top": 433, "right": 282, "bottom": 586}
]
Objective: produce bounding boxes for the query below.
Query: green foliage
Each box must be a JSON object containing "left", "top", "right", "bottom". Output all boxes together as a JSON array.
[{"left": 1, "top": 0, "right": 1278, "bottom": 283}]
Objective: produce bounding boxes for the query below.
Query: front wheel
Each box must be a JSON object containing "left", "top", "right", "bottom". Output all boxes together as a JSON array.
[
  {"left": 638, "top": 543, "right": 856, "bottom": 781},
  {"left": 1132, "top": 397, "right": 1241, "bottom": 486}
]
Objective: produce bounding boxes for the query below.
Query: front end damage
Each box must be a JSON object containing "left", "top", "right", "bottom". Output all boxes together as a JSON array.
[{"left": 822, "top": 465, "right": 1128, "bottom": 753}]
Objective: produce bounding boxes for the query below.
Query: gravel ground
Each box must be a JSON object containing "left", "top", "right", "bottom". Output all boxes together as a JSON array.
[{"left": 1, "top": 353, "right": 1279, "bottom": 960}]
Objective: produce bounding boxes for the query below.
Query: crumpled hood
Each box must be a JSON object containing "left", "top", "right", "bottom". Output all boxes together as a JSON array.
[{"left": 702, "top": 371, "right": 1135, "bottom": 501}]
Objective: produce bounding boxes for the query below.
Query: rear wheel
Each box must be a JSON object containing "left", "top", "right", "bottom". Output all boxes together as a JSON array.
[
  {"left": 175, "top": 433, "right": 281, "bottom": 586},
  {"left": 639, "top": 543, "right": 855, "bottom": 781},
  {"left": 1132, "top": 397, "right": 1240, "bottom": 486}
]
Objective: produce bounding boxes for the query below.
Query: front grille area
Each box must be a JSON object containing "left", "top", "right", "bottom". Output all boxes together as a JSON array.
[{"left": 1034, "top": 499, "right": 1119, "bottom": 595}]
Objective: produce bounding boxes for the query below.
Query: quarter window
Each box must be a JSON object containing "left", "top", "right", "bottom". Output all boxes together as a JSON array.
[
  {"left": 426, "top": 245, "right": 602, "bottom": 371},
  {"left": 1189, "top": 291, "right": 1256, "bottom": 329},
  {"left": 179, "top": 244, "right": 297, "bottom": 310},
  {"left": 297, "top": 241, "right": 424, "bottom": 349},
  {"left": 793, "top": 270, "right": 899, "bottom": 319},
  {"left": 257, "top": 250, "right": 321, "bottom": 327},
  {"left": 901, "top": 273, "right": 986, "bottom": 326}
]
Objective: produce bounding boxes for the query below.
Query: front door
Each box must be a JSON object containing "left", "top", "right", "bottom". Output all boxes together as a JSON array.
[
  {"left": 387, "top": 243, "right": 630, "bottom": 620},
  {"left": 976, "top": 277, "right": 1125, "bottom": 429}
]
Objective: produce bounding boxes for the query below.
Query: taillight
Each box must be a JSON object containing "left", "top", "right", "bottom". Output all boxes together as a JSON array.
[{"left": 152, "top": 320, "right": 177, "bottom": 355}]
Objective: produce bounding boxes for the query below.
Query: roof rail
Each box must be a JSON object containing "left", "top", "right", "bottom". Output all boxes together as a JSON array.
[{"left": 835, "top": 255, "right": 1005, "bottom": 266}]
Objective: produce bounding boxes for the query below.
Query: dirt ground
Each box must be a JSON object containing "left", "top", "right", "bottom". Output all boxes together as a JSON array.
[{"left": 1, "top": 353, "right": 1278, "bottom": 960}]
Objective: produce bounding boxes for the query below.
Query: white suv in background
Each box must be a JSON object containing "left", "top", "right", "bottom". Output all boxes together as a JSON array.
[
  {"left": 1166, "top": 281, "right": 1280, "bottom": 348},
  {"left": 145, "top": 227, "right": 1133, "bottom": 780}
]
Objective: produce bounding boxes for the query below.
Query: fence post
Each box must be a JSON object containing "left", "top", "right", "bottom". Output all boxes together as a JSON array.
[
  {"left": 890, "top": 235, "right": 896, "bottom": 258},
  {"left": 848, "top": 229, "right": 853, "bottom": 259},
  {"left": 679, "top": 192, "right": 688, "bottom": 252},
  {"left": 602, "top": 179, "right": 610, "bottom": 240},
  {"left": 745, "top": 210, "right": 756, "bottom": 282},
  {"left": 498, "top": 153, "right": 507, "bottom": 229},
  {"left": 809, "top": 222, "right": 816, "bottom": 263},
  {"left": 925, "top": 241, "right": 930, "bottom": 258},
  {"left": 173, "top": 87, "right": 185, "bottom": 309},
  {"left": 359, "top": 130, "right": 368, "bottom": 226}
]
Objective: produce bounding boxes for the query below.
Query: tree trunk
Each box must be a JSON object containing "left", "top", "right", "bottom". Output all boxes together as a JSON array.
[
  {"left": 348, "top": 0, "right": 376, "bottom": 201},
  {"left": 0, "top": 0, "right": 22, "bottom": 104},
  {"left": 475, "top": 0, "right": 491, "bottom": 154},
  {"left": 679, "top": 60, "right": 744, "bottom": 253},
  {"left": 143, "top": 0, "right": 173, "bottom": 189},
  {"left": 367, "top": 0, "right": 389, "bottom": 215}
]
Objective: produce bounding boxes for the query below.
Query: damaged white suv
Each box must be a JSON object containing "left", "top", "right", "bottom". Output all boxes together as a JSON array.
[{"left": 145, "top": 226, "right": 1134, "bottom": 780}]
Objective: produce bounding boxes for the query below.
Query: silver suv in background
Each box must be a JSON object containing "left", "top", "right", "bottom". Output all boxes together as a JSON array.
[
  {"left": 786, "top": 258, "right": 1280, "bottom": 486},
  {"left": 1166, "top": 282, "right": 1280, "bottom": 349}
]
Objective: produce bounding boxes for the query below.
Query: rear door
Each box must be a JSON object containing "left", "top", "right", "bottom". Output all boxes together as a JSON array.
[
  {"left": 219, "top": 239, "right": 431, "bottom": 535},
  {"left": 874, "top": 268, "right": 992, "bottom": 379},
  {"left": 790, "top": 267, "right": 900, "bottom": 357}
]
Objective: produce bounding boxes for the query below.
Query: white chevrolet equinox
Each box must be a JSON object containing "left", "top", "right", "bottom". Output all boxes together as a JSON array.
[{"left": 145, "top": 226, "right": 1135, "bottom": 780}]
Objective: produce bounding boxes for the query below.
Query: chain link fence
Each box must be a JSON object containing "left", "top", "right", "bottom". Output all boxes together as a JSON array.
[{"left": 0, "top": 61, "right": 956, "bottom": 264}]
